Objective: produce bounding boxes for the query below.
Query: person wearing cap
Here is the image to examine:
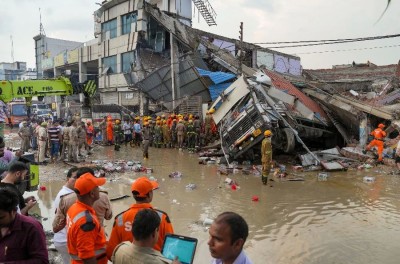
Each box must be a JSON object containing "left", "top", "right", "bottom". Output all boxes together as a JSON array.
[
  {"left": 18, "top": 121, "right": 31, "bottom": 153},
  {"left": 106, "top": 176, "right": 174, "bottom": 260},
  {"left": 176, "top": 119, "right": 186, "bottom": 149},
  {"left": 67, "top": 172, "right": 108, "bottom": 264},
  {"left": 261, "top": 130, "right": 273, "bottom": 185},
  {"left": 162, "top": 120, "right": 171, "bottom": 148},
  {"left": 86, "top": 121, "right": 94, "bottom": 147},
  {"left": 142, "top": 122, "right": 151, "bottom": 159},
  {"left": 364, "top": 123, "right": 387, "bottom": 162},
  {"left": 53, "top": 167, "right": 113, "bottom": 234},
  {"left": 112, "top": 209, "right": 180, "bottom": 264},
  {"left": 38, "top": 121, "right": 48, "bottom": 164}
]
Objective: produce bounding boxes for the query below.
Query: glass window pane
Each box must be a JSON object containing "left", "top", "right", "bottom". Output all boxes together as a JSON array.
[{"left": 102, "top": 56, "right": 117, "bottom": 73}]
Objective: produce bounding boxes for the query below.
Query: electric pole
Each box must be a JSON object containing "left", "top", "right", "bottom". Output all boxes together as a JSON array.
[{"left": 238, "top": 22, "right": 243, "bottom": 75}]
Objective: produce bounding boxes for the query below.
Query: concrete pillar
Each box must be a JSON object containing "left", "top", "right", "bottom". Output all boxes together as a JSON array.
[{"left": 359, "top": 116, "right": 368, "bottom": 147}]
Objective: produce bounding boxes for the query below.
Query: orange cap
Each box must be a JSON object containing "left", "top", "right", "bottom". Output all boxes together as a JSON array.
[
  {"left": 74, "top": 173, "right": 106, "bottom": 195},
  {"left": 131, "top": 177, "right": 159, "bottom": 197}
]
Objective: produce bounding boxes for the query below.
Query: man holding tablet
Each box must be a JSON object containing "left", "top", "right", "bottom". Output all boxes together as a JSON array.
[
  {"left": 106, "top": 177, "right": 174, "bottom": 260},
  {"left": 112, "top": 209, "right": 180, "bottom": 264},
  {"left": 208, "top": 212, "right": 253, "bottom": 264}
]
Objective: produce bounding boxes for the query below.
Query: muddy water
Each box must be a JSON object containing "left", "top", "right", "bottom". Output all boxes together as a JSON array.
[{"left": 27, "top": 144, "right": 400, "bottom": 264}]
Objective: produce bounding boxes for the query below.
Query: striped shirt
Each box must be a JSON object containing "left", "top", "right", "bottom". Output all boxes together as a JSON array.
[{"left": 47, "top": 126, "right": 61, "bottom": 142}]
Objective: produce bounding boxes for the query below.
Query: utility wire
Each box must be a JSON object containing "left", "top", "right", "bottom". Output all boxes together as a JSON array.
[
  {"left": 254, "top": 33, "right": 400, "bottom": 48},
  {"left": 293, "top": 44, "right": 400, "bottom": 55}
]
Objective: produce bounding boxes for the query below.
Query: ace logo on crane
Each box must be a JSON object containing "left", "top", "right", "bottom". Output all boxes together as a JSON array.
[{"left": 17, "top": 86, "right": 34, "bottom": 95}]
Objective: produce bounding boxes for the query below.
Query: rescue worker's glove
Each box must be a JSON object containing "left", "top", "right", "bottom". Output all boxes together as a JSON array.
[{"left": 8, "top": 118, "right": 13, "bottom": 128}]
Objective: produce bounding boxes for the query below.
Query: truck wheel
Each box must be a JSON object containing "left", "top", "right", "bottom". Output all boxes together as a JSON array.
[{"left": 282, "top": 128, "right": 295, "bottom": 153}]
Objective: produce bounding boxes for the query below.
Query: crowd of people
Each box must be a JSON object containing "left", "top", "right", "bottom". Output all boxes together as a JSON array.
[
  {"left": 0, "top": 165, "right": 253, "bottom": 264},
  {"left": 12, "top": 110, "right": 219, "bottom": 164},
  {"left": 97, "top": 111, "right": 219, "bottom": 155}
]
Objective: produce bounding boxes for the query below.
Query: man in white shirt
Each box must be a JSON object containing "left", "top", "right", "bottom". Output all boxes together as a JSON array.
[{"left": 52, "top": 167, "right": 79, "bottom": 264}]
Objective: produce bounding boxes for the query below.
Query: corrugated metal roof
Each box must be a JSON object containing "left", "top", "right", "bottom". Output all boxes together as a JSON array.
[
  {"left": 263, "top": 69, "right": 328, "bottom": 120},
  {"left": 209, "top": 82, "right": 233, "bottom": 101},
  {"left": 136, "top": 60, "right": 211, "bottom": 109},
  {"left": 196, "top": 68, "right": 236, "bottom": 84}
]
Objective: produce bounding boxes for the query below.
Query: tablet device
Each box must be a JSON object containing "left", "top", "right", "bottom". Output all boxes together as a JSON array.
[{"left": 161, "top": 234, "right": 198, "bottom": 264}]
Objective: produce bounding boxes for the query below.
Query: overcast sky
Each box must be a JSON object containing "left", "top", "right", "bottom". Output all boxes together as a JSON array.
[{"left": 1, "top": 0, "right": 399, "bottom": 69}]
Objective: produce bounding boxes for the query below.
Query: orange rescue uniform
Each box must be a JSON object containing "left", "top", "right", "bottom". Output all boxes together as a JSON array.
[
  {"left": 67, "top": 201, "right": 107, "bottom": 264},
  {"left": 106, "top": 120, "right": 114, "bottom": 142},
  {"left": 366, "top": 127, "right": 386, "bottom": 161},
  {"left": 106, "top": 203, "right": 174, "bottom": 260},
  {"left": 86, "top": 124, "right": 94, "bottom": 145}
]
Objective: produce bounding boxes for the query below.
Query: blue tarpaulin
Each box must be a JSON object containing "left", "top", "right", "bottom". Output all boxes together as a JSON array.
[{"left": 196, "top": 68, "right": 236, "bottom": 101}]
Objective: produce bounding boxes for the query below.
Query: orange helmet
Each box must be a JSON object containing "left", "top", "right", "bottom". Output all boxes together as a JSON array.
[
  {"left": 378, "top": 123, "right": 385, "bottom": 128},
  {"left": 264, "top": 130, "right": 272, "bottom": 137}
]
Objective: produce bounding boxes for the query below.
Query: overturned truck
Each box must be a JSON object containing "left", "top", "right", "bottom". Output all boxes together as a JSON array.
[{"left": 212, "top": 71, "right": 336, "bottom": 162}]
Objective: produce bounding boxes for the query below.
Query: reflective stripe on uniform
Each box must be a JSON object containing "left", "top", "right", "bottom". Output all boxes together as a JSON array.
[
  {"left": 156, "top": 211, "right": 163, "bottom": 219},
  {"left": 72, "top": 211, "right": 86, "bottom": 223},
  {"left": 117, "top": 214, "right": 124, "bottom": 226},
  {"left": 69, "top": 248, "right": 106, "bottom": 260}
]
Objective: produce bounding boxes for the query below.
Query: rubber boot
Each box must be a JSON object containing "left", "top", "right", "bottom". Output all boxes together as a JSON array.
[{"left": 262, "top": 175, "right": 268, "bottom": 185}]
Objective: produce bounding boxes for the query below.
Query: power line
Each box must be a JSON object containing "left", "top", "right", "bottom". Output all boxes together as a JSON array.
[
  {"left": 254, "top": 33, "right": 400, "bottom": 48},
  {"left": 292, "top": 44, "right": 400, "bottom": 55}
]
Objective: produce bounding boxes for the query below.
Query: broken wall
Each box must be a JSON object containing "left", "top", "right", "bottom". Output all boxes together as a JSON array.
[{"left": 256, "top": 50, "right": 301, "bottom": 76}]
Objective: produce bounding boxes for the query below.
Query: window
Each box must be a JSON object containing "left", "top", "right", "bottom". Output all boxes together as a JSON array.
[
  {"left": 102, "top": 56, "right": 117, "bottom": 74},
  {"left": 121, "top": 51, "right": 136, "bottom": 72},
  {"left": 11, "top": 104, "right": 27, "bottom": 116},
  {"left": 102, "top": 19, "right": 117, "bottom": 40},
  {"left": 121, "top": 12, "right": 137, "bottom": 35}
]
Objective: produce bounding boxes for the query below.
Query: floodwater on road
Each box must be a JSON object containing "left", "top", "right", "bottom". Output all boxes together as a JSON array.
[{"left": 25, "top": 143, "right": 400, "bottom": 264}]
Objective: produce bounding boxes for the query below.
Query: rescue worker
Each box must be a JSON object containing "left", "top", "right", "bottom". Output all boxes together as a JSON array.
[
  {"left": 106, "top": 177, "right": 174, "bottom": 260},
  {"left": 99, "top": 116, "right": 107, "bottom": 145},
  {"left": 171, "top": 119, "right": 177, "bottom": 148},
  {"left": 114, "top": 119, "right": 123, "bottom": 151},
  {"left": 261, "top": 130, "right": 273, "bottom": 185},
  {"left": 162, "top": 120, "right": 171, "bottom": 148},
  {"left": 18, "top": 121, "right": 31, "bottom": 153},
  {"left": 154, "top": 121, "right": 162, "bottom": 148},
  {"left": 67, "top": 172, "right": 107, "bottom": 264},
  {"left": 86, "top": 121, "right": 94, "bottom": 147},
  {"left": 186, "top": 120, "right": 196, "bottom": 153},
  {"left": 176, "top": 119, "right": 185, "bottom": 149},
  {"left": 365, "top": 123, "right": 387, "bottom": 162},
  {"left": 38, "top": 122, "right": 48, "bottom": 164},
  {"left": 68, "top": 120, "right": 79, "bottom": 163},
  {"left": 193, "top": 115, "right": 201, "bottom": 147},
  {"left": 77, "top": 122, "right": 87, "bottom": 157},
  {"left": 204, "top": 110, "right": 213, "bottom": 144},
  {"left": 142, "top": 122, "right": 150, "bottom": 159},
  {"left": 106, "top": 117, "right": 114, "bottom": 145}
]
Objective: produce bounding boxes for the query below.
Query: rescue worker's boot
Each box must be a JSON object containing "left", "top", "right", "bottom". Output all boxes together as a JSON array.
[{"left": 262, "top": 174, "right": 268, "bottom": 185}]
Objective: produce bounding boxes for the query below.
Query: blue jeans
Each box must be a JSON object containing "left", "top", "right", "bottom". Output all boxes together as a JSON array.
[{"left": 50, "top": 141, "right": 60, "bottom": 157}]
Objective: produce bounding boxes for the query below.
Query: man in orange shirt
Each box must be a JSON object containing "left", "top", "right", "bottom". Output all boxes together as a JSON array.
[
  {"left": 365, "top": 123, "right": 386, "bottom": 162},
  {"left": 106, "top": 176, "right": 174, "bottom": 260},
  {"left": 67, "top": 172, "right": 107, "bottom": 264}
]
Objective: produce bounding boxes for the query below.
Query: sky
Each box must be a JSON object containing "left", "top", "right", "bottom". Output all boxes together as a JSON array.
[{"left": 1, "top": 0, "right": 399, "bottom": 70}]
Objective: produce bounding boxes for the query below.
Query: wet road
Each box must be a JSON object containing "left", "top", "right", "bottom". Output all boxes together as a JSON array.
[{"left": 25, "top": 143, "right": 400, "bottom": 264}]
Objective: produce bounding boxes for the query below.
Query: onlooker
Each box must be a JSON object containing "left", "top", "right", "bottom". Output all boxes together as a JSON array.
[
  {"left": 0, "top": 136, "right": 22, "bottom": 175},
  {"left": 106, "top": 176, "right": 174, "bottom": 260},
  {"left": 0, "top": 99, "right": 12, "bottom": 137},
  {"left": 67, "top": 172, "right": 108, "bottom": 264},
  {"left": 123, "top": 119, "right": 132, "bottom": 146},
  {"left": 208, "top": 212, "right": 253, "bottom": 264},
  {"left": 47, "top": 120, "right": 62, "bottom": 163},
  {"left": 61, "top": 121, "right": 71, "bottom": 161},
  {"left": 99, "top": 116, "right": 107, "bottom": 145},
  {"left": 53, "top": 167, "right": 79, "bottom": 264},
  {"left": 0, "top": 186, "right": 48, "bottom": 263},
  {"left": 112, "top": 209, "right": 180, "bottom": 264},
  {"left": 0, "top": 161, "right": 36, "bottom": 215},
  {"left": 68, "top": 120, "right": 79, "bottom": 163},
  {"left": 53, "top": 167, "right": 112, "bottom": 233}
]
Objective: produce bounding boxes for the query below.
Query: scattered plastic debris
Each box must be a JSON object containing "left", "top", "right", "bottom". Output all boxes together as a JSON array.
[
  {"left": 231, "top": 184, "right": 237, "bottom": 190},
  {"left": 169, "top": 171, "right": 182, "bottom": 178},
  {"left": 293, "top": 165, "right": 303, "bottom": 171},
  {"left": 39, "top": 186, "right": 46, "bottom": 191},
  {"left": 186, "top": 183, "right": 196, "bottom": 190},
  {"left": 251, "top": 195, "right": 259, "bottom": 202},
  {"left": 363, "top": 176, "right": 375, "bottom": 183},
  {"left": 203, "top": 218, "right": 213, "bottom": 226},
  {"left": 358, "top": 164, "right": 373, "bottom": 170},
  {"left": 318, "top": 172, "right": 329, "bottom": 181}
]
